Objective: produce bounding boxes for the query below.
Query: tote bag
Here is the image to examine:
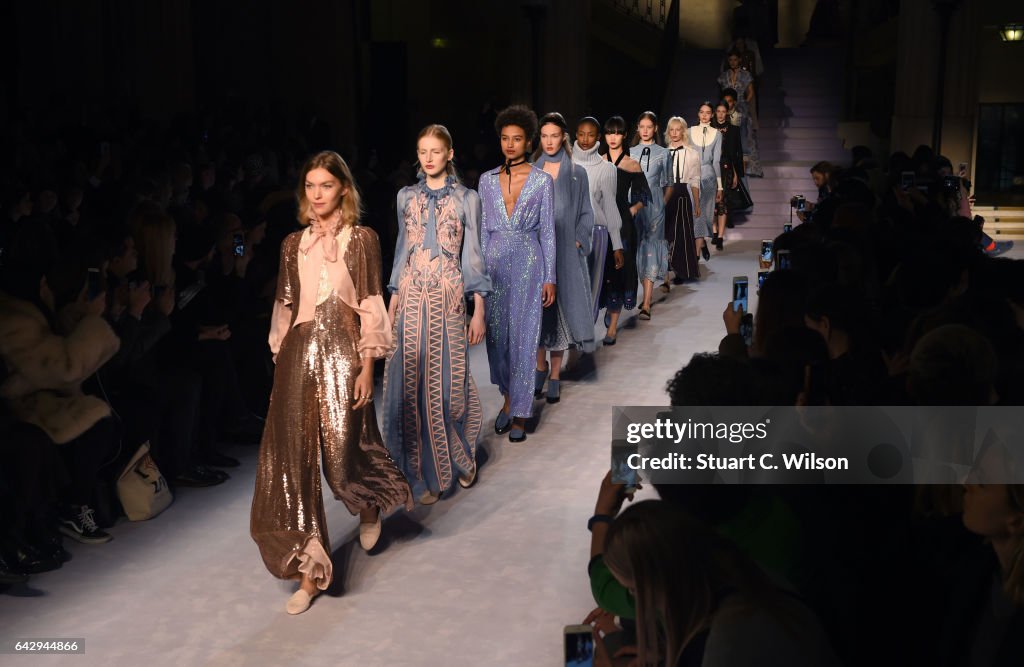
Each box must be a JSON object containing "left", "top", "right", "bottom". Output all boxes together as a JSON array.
[{"left": 116, "top": 442, "right": 173, "bottom": 521}]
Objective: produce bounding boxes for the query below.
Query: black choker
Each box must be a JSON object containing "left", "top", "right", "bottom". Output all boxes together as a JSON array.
[{"left": 503, "top": 157, "right": 529, "bottom": 192}]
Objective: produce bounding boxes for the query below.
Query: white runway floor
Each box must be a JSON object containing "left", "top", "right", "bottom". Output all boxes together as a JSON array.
[{"left": 3, "top": 240, "right": 1019, "bottom": 666}]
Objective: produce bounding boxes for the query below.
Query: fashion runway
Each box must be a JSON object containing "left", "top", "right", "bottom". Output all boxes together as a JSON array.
[{"left": 5, "top": 242, "right": 783, "bottom": 665}]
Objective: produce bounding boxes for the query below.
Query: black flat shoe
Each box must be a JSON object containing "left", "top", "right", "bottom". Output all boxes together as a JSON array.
[
  {"left": 639, "top": 308, "right": 651, "bottom": 320},
  {"left": 714, "top": 237, "right": 724, "bottom": 251},
  {"left": 494, "top": 410, "right": 512, "bottom": 435},
  {"left": 509, "top": 428, "right": 527, "bottom": 443},
  {"left": 701, "top": 246, "right": 711, "bottom": 261}
]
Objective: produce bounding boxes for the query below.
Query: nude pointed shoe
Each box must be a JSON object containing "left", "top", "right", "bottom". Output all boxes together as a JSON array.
[
  {"left": 359, "top": 515, "right": 382, "bottom": 551},
  {"left": 286, "top": 589, "right": 315, "bottom": 615}
]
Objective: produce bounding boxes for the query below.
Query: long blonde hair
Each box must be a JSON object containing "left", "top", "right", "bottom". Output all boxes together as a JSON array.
[
  {"left": 296, "top": 151, "right": 361, "bottom": 227},
  {"left": 665, "top": 116, "right": 694, "bottom": 149},
  {"left": 129, "top": 202, "right": 176, "bottom": 287},
  {"left": 1003, "top": 485, "right": 1024, "bottom": 605},
  {"left": 603, "top": 501, "right": 786, "bottom": 666}
]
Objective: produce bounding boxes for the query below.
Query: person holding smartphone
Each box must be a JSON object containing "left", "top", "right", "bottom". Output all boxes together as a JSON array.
[
  {"left": 383, "top": 124, "right": 491, "bottom": 505},
  {"left": 251, "top": 151, "right": 413, "bottom": 616}
]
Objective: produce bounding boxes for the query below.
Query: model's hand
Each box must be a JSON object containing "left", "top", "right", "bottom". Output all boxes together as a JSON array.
[
  {"left": 467, "top": 312, "right": 485, "bottom": 346},
  {"left": 613, "top": 249, "right": 624, "bottom": 270},
  {"left": 352, "top": 367, "right": 374, "bottom": 410},
  {"left": 732, "top": 174, "right": 739, "bottom": 189},
  {"left": 542, "top": 283, "right": 556, "bottom": 308},
  {"left": 629, "top": 203, "right": 642, "bottom": 217},
  {"left": 694, "top": 204, "right": 701, "bottom": 219},
  {"left": 387, "top": 295, "right": 399, "bottom": 327},
  {"left": 723, "top": 301, "right": 743, "bottom": 335},
  {"left": 715, "top": 189, "right": 724, "bottom": 203}
]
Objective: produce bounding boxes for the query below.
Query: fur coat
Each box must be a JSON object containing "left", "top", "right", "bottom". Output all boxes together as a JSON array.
[{"left": 0, "top": 291, "right": 120, "bottom": 444}]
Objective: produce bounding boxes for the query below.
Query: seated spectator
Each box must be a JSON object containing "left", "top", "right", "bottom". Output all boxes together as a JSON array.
[
  {"left": 804, "top": 283, "right": 885, "bottom": 405},
  {"left": 97, "top": 229, "right": 225, "bottom": 488},
  {"left": 720, "top": 270, "right": 809, "bottom": 359},
  {"left": 0, "top": 235, "right": 120, "bottom": 543},
  {"left": 600, "top": 499, "right": 839, "bottom": 666}
]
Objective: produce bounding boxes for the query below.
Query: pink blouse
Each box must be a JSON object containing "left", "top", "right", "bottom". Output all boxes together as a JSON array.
[{"left": 269, "top": 226, "right": 391, "bottom": 360}]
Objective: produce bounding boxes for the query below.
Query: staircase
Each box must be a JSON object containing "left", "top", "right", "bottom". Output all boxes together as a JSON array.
[
  {"left": 973, "top": 206, "right": 1024, "bottom": 241},
  {"left": 664, "top": 47, "right": 848, "bottom": 240}
]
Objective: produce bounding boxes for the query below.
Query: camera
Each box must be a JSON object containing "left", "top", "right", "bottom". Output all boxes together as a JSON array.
[
  {"left": 789, "top": 195, "right": 806, "bottom": 211},
  {"left": 232, "top": 232, "right": 245, "bottom": 257}
]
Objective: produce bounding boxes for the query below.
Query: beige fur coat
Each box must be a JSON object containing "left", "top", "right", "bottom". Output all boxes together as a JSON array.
[{"left": 0, "top": 291, "right": 120, "bottom": 444}]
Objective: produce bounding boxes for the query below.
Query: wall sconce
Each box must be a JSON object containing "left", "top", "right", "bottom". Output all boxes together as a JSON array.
[{"left": 1000, "top": 24, "right": 1024, "bottom": 41}]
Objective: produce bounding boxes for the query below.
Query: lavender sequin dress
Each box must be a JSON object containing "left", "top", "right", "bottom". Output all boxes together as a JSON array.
[{"left": 479, "top": 166, "right": 556, "bottom": 419}]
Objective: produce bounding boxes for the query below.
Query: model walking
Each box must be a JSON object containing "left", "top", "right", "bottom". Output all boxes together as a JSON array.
[
  {"left": 629, "top": 112, "right": 671, "bottom": 320},
  {"left": 689, "top": 103, "right": 723, "bottom": 262},
  {"left": 663, "top": 116, "right": 701, "bottom": 286}
]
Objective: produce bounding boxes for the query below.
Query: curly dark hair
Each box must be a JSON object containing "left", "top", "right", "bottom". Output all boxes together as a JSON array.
[{"left": 494, "top": 105, "right": 538, "bottom": 142}]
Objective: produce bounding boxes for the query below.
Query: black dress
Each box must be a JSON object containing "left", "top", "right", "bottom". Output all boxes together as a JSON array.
[
  {"left": 713, "top": 119, "right": 751, "bottom": 214},
  {"left": 601, "top": 151, "right": 650, "bottom": 313},
  {"left": 665, "top": 147, "right": 700, "bottom": 282}
]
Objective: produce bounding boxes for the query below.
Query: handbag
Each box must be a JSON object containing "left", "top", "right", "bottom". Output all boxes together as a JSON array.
[
  {"left": 724, "top": 176, "right": 753, "bottom": 211},
  {"left": 116, "top": 442, "right": 173, "bottom": 521}
]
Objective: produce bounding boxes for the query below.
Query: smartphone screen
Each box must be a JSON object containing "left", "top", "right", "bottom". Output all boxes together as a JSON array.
[
  {"left": 797, "top": 198, "right": 806, "bottom": 212},
  {"left": 740, "top": 313, "right": 753, "bottom": 348},
  {"left": 87, "top": 268, "right": 103, "bottom": 299},
  {"left": 783, "top": 223, "right": 792, "bottom": 234},
  {"left": 759, "top": 240, "right": 773, "bottom": 269},
  {"left": 958, "top": 162, "right": 968, "bottom": 177},
  {"left": 900, "top": 171, "right": 915, "bottom": 191},
  {"left": 777, "top": 249, "right": 791, "bottom": 270},
  {"left": 232, "top": 232, "right": 245, "bottom": 257},
  {"left": 564, "top": 625, "right": 595, "bottom": 667},
  {"left": 757, "top": 270, "right": 769, "bottom": 290},
  {"left": 732, "top": 276, "right": 749, "bottom": 313}
]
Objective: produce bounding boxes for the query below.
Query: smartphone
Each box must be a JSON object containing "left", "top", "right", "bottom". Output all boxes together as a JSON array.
[
  {"left": 783, "top": 222, "right": 792, "bottom": 234},
  {"left": 564, "top": 625, "right": 596, "bottom": 667},
  {"left": 900, "top": 171, "right": 915, "bottom": 191},
  {"left": 232, "top": 232, "right": 245, "bottom": 257},
  {"left": 797, "top": 198, "right": 806, "bottom": 212},
  {"left": 740, "top": 313, "right": 753, "bottom": 348},
  {"left": 759, "top": 240, "right": 773, "bottom": 269},
  {"left": 86, "top": 267, "right": 103, "bottom": 299},
  {"left": 776, "top": 249, "right": 791, "bottom": 270},
  {"left": 757, "top": 270, "right": 769, "bottom": 292},
  {"left": 958, "top": 162, "right": 968, "bottom": 178},
  {"left": 732, "top": 275, "right": 749, "bottom": 313}
]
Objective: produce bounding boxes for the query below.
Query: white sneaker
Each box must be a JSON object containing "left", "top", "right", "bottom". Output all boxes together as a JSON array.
[{"left": 359, "top": 515, "right": 382, "bottom": 551}]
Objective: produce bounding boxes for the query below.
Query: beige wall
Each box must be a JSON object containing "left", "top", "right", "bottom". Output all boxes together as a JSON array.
[
  {"left": 678, "top": 0, "right": 733, "bottom": 49},
  {"left": 777, "top": 0, "right": 818, "bottom": 47},
  {"left": 891, "top": 0, "right": 1024, "bottom": 184},
  {"left": 678, "top": 0, "right": 819, "bottom": 49}
]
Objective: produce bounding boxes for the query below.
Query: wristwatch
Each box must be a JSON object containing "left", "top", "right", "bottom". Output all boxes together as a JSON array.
[{"left": 588, "top": 514, "right": 614, "bottom": 532}]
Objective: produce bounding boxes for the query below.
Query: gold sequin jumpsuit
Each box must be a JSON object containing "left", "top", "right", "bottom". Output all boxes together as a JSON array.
[{"left": 250, "top": 226, "right": 412, "bottom": 590}]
